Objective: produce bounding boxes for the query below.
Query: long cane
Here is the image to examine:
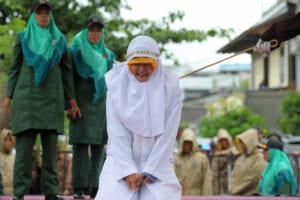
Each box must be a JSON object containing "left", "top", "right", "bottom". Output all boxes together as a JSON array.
[{"left": 179, "top": 39, "right": 278, "bottom": 79}]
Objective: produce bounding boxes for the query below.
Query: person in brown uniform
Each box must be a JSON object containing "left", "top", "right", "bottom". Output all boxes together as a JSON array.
[
  {"left": 0, "top": 129, "right": 15, "bottom": 195},
  {"left": 230, "top": 128, "right": 266, "bottom": 195},
  {"left": 174, "top": 128, "right": 212, "bottom": 195},
  {"left": 211, "top": 128, "right": 233, "bottom": 195}
]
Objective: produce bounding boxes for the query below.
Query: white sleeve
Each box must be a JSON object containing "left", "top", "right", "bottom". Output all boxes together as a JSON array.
[{"left": 106, "top": 92, "right": 138, "bottom": 180}]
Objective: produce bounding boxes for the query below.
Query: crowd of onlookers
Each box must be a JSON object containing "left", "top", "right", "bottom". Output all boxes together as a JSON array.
[
  {"left": 174, "top": 126, "right": 299, "bottom": 196},
  {"left": 0, "top": 128, "right": 73, "bottom": 196},
  {"left": 0, "top": 125, "right": 299, "bottom": 197},
  {"left": 0, "top": 0, "right": 299, "bottom": 199}
]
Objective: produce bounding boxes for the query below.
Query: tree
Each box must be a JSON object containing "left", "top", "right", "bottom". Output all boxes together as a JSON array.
[
  {"left": 279, "top": 91, "right": 300, "bottom": 135},
  {"left": 0, "top": 0, "right": 234, "bottom": 131},
  {"left": 0, "top": 0, "right": 233, "bottom": 70},
  {"left": 0, "top": 0, "right": 233, "bottom": 138},
  {"left": 0, "top": 17, "right": 26, "bottom": 106},
  {"left": 199, "top": 93, "right": 265, "bottom": 138}
]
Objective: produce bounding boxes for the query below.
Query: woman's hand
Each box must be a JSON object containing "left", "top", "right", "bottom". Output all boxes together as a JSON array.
[
  {"left": 3, "top": 96, "right": 11, "bottom": 118},
  {"left": 143, "top": 175, "right": 153, "bottom": 184},
  {"left": 68, "top": 99, "right": 81, "bottom": 120},
  {"left": 124, "top": 173, "right": 143, "bottom": 191}
]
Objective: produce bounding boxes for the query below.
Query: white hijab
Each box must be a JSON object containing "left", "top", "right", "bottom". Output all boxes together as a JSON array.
[{"left": 105, "top": 36, "right": 166, "bottom": 137}]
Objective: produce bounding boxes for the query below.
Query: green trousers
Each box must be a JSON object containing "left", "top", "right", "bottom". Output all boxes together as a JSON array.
[
  {"left": 13, "top": 130, "right": 59, "bottom": 195},
  {"left": 72, "top": 144, "right": 105, "bottom": 189}
]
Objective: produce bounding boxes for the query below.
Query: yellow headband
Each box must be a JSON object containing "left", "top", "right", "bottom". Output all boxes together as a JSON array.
[{"left": 127, "top": 57, "right": 157, "bottom": 73}]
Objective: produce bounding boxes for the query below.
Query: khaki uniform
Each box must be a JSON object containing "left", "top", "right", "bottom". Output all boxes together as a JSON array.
[
  {"left": 175, "top": 128, "right": 212, "bottom": 195},
  {"left": 230, "top": 129, "right": 266, "bottom": 195},
  {"left": 56, "top": 147, "right": 72, "bottom": 195},
  {"left": 0, "top": 129, "right": 15, "bottom": 195},
  {"left": 212, "top": 129, "right": 233, "bottom": 195}
]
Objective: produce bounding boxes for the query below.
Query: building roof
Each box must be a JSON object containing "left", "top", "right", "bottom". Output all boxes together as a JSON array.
[
  {"left": 219, "top": 63, "right": 250, "bottom": 73},
  {"left": 218, "top": 1, "right": 297, "bottom": 53}
]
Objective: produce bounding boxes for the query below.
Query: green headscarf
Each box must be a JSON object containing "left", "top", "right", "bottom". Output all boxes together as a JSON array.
[
  {"left": 20, "top": 12, "right": 67, "bottom": 85},
  {"left": 70, "top": 27, "right": 114, "bottom": 102},
  {"left": 259, "top": 148, "right": 297, "bottom": 195}
]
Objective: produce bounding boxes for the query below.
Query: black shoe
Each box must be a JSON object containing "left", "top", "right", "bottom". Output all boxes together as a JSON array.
[
  {"left": 12, "top": 195, "right": 24, "bottom": 200},
  {"left": 90, "top": 188, "right": 98, "bottom": 199},
  {"left": 45, "top": 194, "right": 64, "bottom": 200},
  {"left": 73, "top": 193, "right": 85, "bottom": 199}
]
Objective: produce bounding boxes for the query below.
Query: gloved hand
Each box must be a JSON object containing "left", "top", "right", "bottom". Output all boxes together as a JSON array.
[{"left": 253, "top": 39, "right": 271, "bottom": 53}]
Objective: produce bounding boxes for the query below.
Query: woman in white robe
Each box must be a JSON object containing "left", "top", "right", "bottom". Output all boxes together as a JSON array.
[{"left": 95, "top": 35, "right": 182, "bottom": 200}]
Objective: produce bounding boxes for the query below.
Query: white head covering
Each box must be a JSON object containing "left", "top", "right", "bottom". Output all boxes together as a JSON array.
[
  {"left": 105, "top": 35, "right": 167, "bottom": 137},
  {"left": 126, "top": 36, "right": 160, "bottom": 61}
]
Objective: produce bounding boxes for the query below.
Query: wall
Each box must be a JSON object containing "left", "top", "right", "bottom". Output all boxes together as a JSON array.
[{"left": 245, "top": 89, "right": 288, "bottom": 131}]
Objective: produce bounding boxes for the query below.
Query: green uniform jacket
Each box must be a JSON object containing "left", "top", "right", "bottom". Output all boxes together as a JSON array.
[
  {"left": 5, "top": 34, "right": 75, "bottom": 135},
  {"left": 68, "top": 64, "right": 107, "bottom": 145},
  {"left": 68, "top": 70, "right": 107, "bottom": 145}
]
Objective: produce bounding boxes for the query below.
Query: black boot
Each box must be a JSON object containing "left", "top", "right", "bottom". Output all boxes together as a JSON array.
[
  {"left": 45, "top": 194, "right": 64, "bottom": 200},
  {"left": 73, "top": 188, "right": 85, "bottom": 199},
  {"left": 90, "top": 188, "right": 98, "bottom": 199},
  {"left": 12, "top": 195, "right": 24, "bottom": 200}
]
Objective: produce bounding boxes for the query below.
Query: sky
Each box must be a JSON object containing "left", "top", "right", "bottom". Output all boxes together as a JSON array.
[{"left": 121, "top": 0, "right": 277, "bottom": 72}]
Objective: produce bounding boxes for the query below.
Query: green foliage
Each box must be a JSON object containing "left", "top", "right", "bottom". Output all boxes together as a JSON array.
[
  {"left": 279, "top": 91, "right": 300, "bottom": 135},
  {"left": 0, "top": 0, "right": 234, "bottom": 66},
  {"left": 0, "top": 17, "right": 26, "bottom": 101},
  {"left": 239, "top": 79, "right": 249, "bottom": 91},
  {"left": 0, "top": 72, "right": 8, "bottom": 101},
  {"left": 64, "top": 112, "right": 70, "bottom": 136},
  {"left": 0, "top": 18, "right": 26, "bottom": 72},
  {"left": 0, "top": 0, "right": 234, "bottom": 137},
  {"left": 179, "top": 121, "right": 190, "bottom": 129},
  {"left": 199, "top": 94, "right": 265, "bottom": 138}
]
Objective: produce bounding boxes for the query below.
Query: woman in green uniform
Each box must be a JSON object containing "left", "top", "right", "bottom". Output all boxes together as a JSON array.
[
  {"left": 68, "top": 15, "right": 115, "bottom": 199},
  {"left": 3, "top": 1, "right": 80, "bottom": 200}
]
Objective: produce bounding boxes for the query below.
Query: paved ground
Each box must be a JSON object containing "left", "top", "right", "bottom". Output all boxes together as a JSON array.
[{"left": 1, "top": 196, "right": 300, "bottom": 200}]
